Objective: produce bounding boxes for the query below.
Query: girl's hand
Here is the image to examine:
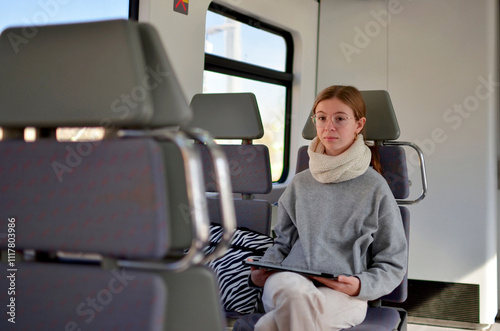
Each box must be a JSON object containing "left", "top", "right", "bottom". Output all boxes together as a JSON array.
[
  {"left": 248, "top": 258, "right": 276, "bottom": 287},
  {"left": 310, "top": 275, "right": 361, "bottom": 296}
]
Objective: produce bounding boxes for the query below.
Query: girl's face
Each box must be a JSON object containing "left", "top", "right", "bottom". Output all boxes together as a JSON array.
[{"left": 314, "top": 98, "right": 366, "bottom": 156}]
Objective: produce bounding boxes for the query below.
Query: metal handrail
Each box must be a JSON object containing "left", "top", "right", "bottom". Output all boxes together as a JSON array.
[
  {"left": 183, "top": 127, "right": 236, "bottom": 263},
  {"left": 114, "top": 128, "right": 208, "bottom": 271},
  {"left": 383, "top": 140, "right": 428, "bottom": 205},
  {"left": 115, "top": 127, "right": 235, "bottom": 271}
]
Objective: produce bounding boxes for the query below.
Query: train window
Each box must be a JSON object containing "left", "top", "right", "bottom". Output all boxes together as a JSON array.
[
  {"left": 204, "top": 3, "right": 294, "bottom": 183},
  {"left": 205, "top": 10, "right": 286, "bottom": 71},
  {"left": 0, "top": 0, "right": 137, "bottom": 33}
]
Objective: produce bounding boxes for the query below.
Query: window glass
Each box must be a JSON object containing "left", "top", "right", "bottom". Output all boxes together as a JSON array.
[
  {"left": 203, "top": 71, "right": 286, "bottom": 182},
  {"left": 0, "top": 0, "right": 131, "bottom": 142},
  {"left": 0, "top": 0, "right": 129, "bottom": 33},
  {"left": 204, "top": 4, "right": 292, "bottom": 183},
  {"left": 205, "top": 11, "right": 286, "bottom": 72}
]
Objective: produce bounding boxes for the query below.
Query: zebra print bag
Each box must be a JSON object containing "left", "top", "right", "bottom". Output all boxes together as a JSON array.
[{"left": 206, "top": 225, "right": 274, "bottom": 314}]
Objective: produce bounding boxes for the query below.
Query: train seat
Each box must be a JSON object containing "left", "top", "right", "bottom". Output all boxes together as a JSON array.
[
  {"left": 233, "top": 90, "right": 427, "bottom": 331},
  {"left": 185, "top": 93, "right": 274, "bottom": 320},
  {"left": 0, "top": 19, "right": 234, "bottom": 331},
  {"left": 187, "top": 93, "right": 273, "bottom": 236}
]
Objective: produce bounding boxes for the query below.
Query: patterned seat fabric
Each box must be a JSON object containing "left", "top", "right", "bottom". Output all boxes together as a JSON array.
[
  {"left": 0, "top": 139, "right": 169, "bottom": 259},
  {"left": 199, "top": 144, "right": 272, "bottom": 195}
]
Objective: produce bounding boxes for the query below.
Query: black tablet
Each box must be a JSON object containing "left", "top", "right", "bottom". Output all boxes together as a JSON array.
[{"left": 244, "top": 260, "right": 339, "bottom": 280}]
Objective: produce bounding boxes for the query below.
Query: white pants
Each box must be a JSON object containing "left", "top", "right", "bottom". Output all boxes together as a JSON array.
[{"left": 255, "top": 272, "right": 367, "bottom": 331}]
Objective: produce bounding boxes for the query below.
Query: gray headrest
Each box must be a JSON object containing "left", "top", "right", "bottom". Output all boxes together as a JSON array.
[
  {"left": 302, "top": 90, "right": 400, "bottom": 141},
  {"left": 186, "top": 93, "right": 264, "bottom": 139},
  {"left": 0, "top": 20, "right": 191, "bottom": 128}
]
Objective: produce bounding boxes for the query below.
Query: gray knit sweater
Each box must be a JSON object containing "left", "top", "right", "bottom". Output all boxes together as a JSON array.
[{"left": 260, "top": 168, "right": 407, "bottom": 301}]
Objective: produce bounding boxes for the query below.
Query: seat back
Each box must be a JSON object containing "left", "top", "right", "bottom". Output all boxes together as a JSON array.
[
  {"left": 0, "top": 19, "right": 233, "bottom": 331},
  {"left": 185, "top": 93, "right": 274, "bottom": 318},
  {"left": 187, "top": 93, "right": 273, "bottom": 236}
]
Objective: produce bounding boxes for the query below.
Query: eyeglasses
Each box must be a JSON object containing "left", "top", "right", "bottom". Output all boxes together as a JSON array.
[{"left": 311, "top": 114, "right": 353, "bottom": 128}]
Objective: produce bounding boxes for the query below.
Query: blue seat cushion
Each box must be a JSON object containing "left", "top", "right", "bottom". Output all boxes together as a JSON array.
[
  {"left": 198, "top": 144, "right": 272, "bottom": 194},
  {"left": 342, "top": 307, "right": 401, "bottom": 330},
  {"left": 232, "top": 307, "right": 401, "bottom": 330}
]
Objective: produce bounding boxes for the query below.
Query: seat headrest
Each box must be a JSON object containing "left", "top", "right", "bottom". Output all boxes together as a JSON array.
[
  {"left": 186, "top": 93, "right": 264, "bottom": 139},
  {"left": 302, "top": 90, "right": 400, "bottom": 141},
  {"left": 0, "top": 19, "right": 191, "bottom": 128}
]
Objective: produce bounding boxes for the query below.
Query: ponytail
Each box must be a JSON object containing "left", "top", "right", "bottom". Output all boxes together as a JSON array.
[{"left": 369, "top": 146, "right": 383, "bottom": 175}]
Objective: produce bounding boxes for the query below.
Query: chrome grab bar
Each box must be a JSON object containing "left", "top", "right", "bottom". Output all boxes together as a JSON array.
[
  {"left": 383, "top": 141, "right": 428, "bottom": 205},
  {"left": 183, "top": 127, "right": 236, "bottom": 263},
  {"left": 115, "top": 127, "right": 235, "bottom": 271}
]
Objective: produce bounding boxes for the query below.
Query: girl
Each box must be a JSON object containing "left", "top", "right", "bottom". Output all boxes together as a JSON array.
[{"left": 250, "top": 85, "right": 407, "bottom": 331}]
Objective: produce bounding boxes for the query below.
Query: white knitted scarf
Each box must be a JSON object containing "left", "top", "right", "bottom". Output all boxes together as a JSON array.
[{"left": 308, "top": 134, "right": 371, "bottom": 183}]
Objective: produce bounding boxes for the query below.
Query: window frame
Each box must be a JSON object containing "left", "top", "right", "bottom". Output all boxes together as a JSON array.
[
  {"left": 129, "top": 0, "right": 140, "bottom": 20},
  {"left": 205, "top": 2, "right": 294, "bottom": 183}
]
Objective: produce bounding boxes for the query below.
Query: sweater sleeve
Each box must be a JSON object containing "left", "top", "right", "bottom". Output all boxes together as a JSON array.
[
  {"left": 355, "top": 194, "right": 408, "bottom": 301},
  {"left": 259, "top": 185, "right": 299, "bottom": 264}
]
